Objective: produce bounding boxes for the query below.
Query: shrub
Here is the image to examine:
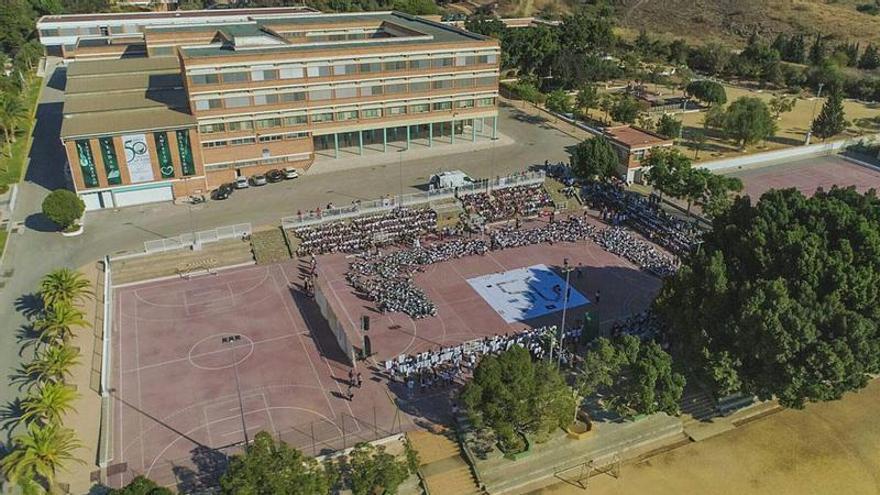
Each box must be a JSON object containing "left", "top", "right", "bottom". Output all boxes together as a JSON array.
[{"left": 42, "top": 190, "right": 84, "bottom": 230}]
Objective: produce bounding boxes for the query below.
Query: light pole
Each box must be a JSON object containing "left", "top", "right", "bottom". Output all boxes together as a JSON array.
[
  {"left": 557, "top": 258, "right": 574, "bottom": 368},
  {"left": 804, "top": 82, "right": 824, "bottom": 145},
  {"left": 221, "top": 335, "right": 249, "bottom": 446}
]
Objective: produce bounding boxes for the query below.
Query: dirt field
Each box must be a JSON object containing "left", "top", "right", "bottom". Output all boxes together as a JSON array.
[{"left": 535, "top": 379, "right": 880, "bottom": 495}]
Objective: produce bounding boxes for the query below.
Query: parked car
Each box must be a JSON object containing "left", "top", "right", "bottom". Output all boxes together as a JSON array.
[
  {"left": 251, "top": 174, "right": 268, "bottom": 186},
  {"left": 212, "top": 183, "right": 234, "bottom": 200},
  {"left": 234, "top": 176, "right": 249, "bottom": 189},
  {"left": 283, "top": 167, "right": 300, "bottom": 179},
  {"left": 266, "top": 169, "right": 285, "bottom": 183}
]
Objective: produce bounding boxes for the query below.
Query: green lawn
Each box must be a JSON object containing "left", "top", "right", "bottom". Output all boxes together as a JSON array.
[
  {"left": 0, "top": 230, "right": 7, "bottom": 258},
  {"left": 0, "top": 77, "right": 43, "bottom": 186}
]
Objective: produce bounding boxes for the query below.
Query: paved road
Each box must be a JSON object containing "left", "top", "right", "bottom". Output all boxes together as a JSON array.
[{"left": 0, "top": 64, "right": 579, "bottom": 409}]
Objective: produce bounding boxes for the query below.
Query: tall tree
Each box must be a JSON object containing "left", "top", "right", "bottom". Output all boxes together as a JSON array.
[
  {"left": 25, "top": 344, "right": 81, "bottom": 385},
  {"left": 721, "top": 97, "right": 777, "bottom": 149},
  {"left": 545, "top": 89, "right": 573, "bottom": 120},
  {"left": 685, "top": 80, "right": 727, "bottom": 107},
  {"left": 609, "top": 96, "right": 643, "bottom": 124},
  {"left": 574, "top": 84, "right": 599, "bottom": 119},
  {"left": 342, "top": 442, "right": 412, "bottom": 495},
  {"left": 0, "top": 422, "right": 83, "bottom": 491},
  {"left": 39, "top": 268, "right": 93, "bottom": 310},
  {"left": 0, "top": 93, "right": 28, "bottom": 156},
  {"left": 220, "top": 431, "right": 337, "bottom": 494},
  {"left": 643, "top": 147, "right": 691, "bottom": 202},
  {"left": 656, "top": 113, "right": 682, "bottom": 140},
  {"left": 569, "top": 136, "right": 619, "bottom": 182},
  {"left": 858, "top": 43, "right": 880, "bottom": 70},
  {"left": 33, "top": 303, "right": 89, "bottom": 345},
  {"left": 21, "top": 382, "right": 80, "bottom": 426},
  {"left": 768, "top": 95, "right": 796, "bottom": 120},
  {"left": 655, "top": 187, "right": 880, "bottom": 408},
  {"left": 811, "top": 90, "right": 847, "bottom": 140}
]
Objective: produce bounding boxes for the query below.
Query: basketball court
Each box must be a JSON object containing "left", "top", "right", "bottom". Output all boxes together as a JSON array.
[
  {"left": 726, "top": 155, "right": 880, "bottom": 200},
  {"left": 108, "top": 264, "right": 402, "bottom": 488}
]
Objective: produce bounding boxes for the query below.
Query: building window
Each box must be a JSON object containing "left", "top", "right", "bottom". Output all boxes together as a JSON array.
[
  {"left": 251, "top": 69, "right": 279, "bottom": 81},
  {"left": 432, "top": 79, "right": 453, "bottom": 90},
  {"left": 456, "top": 99, "right": 475, "bottom": 109},
  {"left": 281, "top": 91, "right": 306, "bottom": 103},
  {"left": 432, "top": 57, "right": 454, "bottom": 69},
  {"left": 309, "top": 89, "right": 332, "bottom": 101},
  {"left": 386, "top": 106, "right": 406, "bottom": 116},
  {"left": 335, "top": 110, "right": 358, "bottom": 121},
  {"left": 253, "top": 94, "right": 280, "bottom": 105},
  {"left": 478, "top": 54, "right": 497, "bottom": 64},
  {"left": 194, "top": 99, "right": 222, "bottom": 111},
  {"left": 409, "top": 81, "right": 429, "bottom": 93},
  {"left": 191, "top": 73, "right": 219, "bottom": 85},
  {"left": 333, "top": 63, "right": 357, "bottom": 76},
  {"left": 202, "top": 140, "right": 227, "bottom": 148},
  {"left": 259, "top": 134, "right": 283, "bottom": 143},
  {"left": 229, "top": 137, "right": 256, "bottom": 146},
  {"left": 385, "top": 83, "right": 407, "bottom": 94},
  {"left": 307, "top": 65, "right": 331, "bottom": 77},
  {"left": 255, "top": 118, "right": 282, "bottom": 129},
  {"left": 454, "top": 78, "right": 475, "bottom": 89},
  {"left": 409, "top": 59, "right": 430, "bottom": 70},
  {"left": 151, "top": 47, "right": 174, "bottom": 56},
  {"left": 410, "top": 103, "right": 430, "bottom": 113},
  {"left": 476, "top": 97, "right": 495, "bottom": 107},
  {"left": 221, "top": 72, "right": 249, "bottom": 84},
  {"left": 362, "top": 85, "right": 383, "bottom": 97},
  {"left": 311, "top": 112, "right": 333, "bottom": 123},
  {"left": 280, "top": 66, "right": 304, "bottom": 79},
  {"left": 227, "top": 120, "right": 254, "bottom": 131},
  {"left": 433, "top": 101, "right": 453, "bottom": 111},
  {"left": 335, "top": 86, "right": 357, "bottom": 99},
  {"left": 361, "top": 108, "right": 382, "bottom": 119},
  {"left": 455, "top": 55, "right": 469, "bottom": 67},
  {"left": 199, "top": 123, "right": 226, "bottom": 134},
  {"left": 224, "top": 96, "right": 251, "bottom": 108},
  {"left": 476, "top": 76, "right": 498, "bottom": 87},
  {"left": 383, "top": 60, "right": 406, "bottom": 72},
  {"left": 284, "top": 132, "right": 308, "bottom": 140},
  {"left": 284, "top": 115, "right": 308, "bottom": 126},
  {"left": 359, "top": 62, "right": 381, "bottom": 73}
]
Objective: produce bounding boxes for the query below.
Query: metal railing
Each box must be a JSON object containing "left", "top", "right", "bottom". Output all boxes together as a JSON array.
[
  {"left": 281, "top": 171, "right": 546, "bottom": 229},
  {"left": 98, "top": 255, "right": 113, "bottom": 468},
  {"left": 142, "top": 223, "right": 252, "bottom": 255}
]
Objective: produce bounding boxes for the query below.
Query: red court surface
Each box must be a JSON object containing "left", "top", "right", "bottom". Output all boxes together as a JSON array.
[
  {"left": 727, "top": 155, "right": 880, "bottom": 200},
  {"left": 109, "top": 264, "right": 402, "bottom": 490},
  {"left": 317, "top": 216, "right": 663, "bottom": 364}
]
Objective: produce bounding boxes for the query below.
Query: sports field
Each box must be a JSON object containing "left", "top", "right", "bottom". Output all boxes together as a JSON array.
[
  {"left": 725, "top": 155, "right": 880, "bottom": 201},
  {"left": 536, "top": 379, "right": 880, "bottom": 495}
]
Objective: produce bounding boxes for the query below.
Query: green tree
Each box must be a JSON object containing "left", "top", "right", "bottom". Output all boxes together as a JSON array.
[
  {"left": 656, "top": 114, "right": 682, "bottom": 140},
  {"left": 858, "top": 43, "right": 880, "bottom": 70},
  {"left": 109, "top": 475, "right": 174, "bottom": 495},
  {"left": 39, "top": 268, "right": 93, "bottom": 310},
  {"left": 461, "top": 346, "right": 577, "bottom": 443},
  {"left": 25, "top": 344, "right": 81, "bottom": 385},
  {"left": 655, "top": 188, "right": 880, "bottom": 408},
  {"left": 513, "top": 80, "right": 544, "bottom": 108},
  {"left": 41, "top": 189, "right": 85, "bottom": 230},
  {"left": 579, "top": 336, "right": 685, "bottom": 418},
  {"left": 685, "top": 80, "right": 727, "bottom": 107},
  {"left": 569, "top": 136, "right": 619, "bottom": 182},
  {"left": 219, "top": 431, "right": 337, "bottom": 494},
  {"left": 701, "top": 174, "right": 743, "bottom": 218},
  {"left": 178, "top": 0, "right": 204, "bottom": 9},
  {"left": 464, "top": 15, "right": 507, "bottom": 40},
  {"left": 598, "top": 93, "right": 614, "bottom": 124},
  {"left": 21, "top": 382, "right": 80, "bottom": 425},
  {"left": 811, "top": 90, "right": 847, "bottom": 140},
  {"left": 721, "top": 97, "right": 777, "bottom": 149},
  {"left": 609, "top": 96, "right": 643, "bottom": 124},
  {"left": 0, "top": 92, "right": 28, "bottom": 156},
  {"left": 391, "top": 0, "right": 440, "bottom": 15},
  {"left": 545, "top": 89, "right": 573, "bottom": 119},
  {"left": 343, "top": 442, "right": 411, "bottom": 495},
  {"left": 575, "top": 84, "right": 599, "bottom": 119},
  {"left": 687, "top": 43, "right": 731, "bottom": 76},
  {"left": 643, "top": 147, "right": 691, "bottom": 202},
  {"left": 33, "top": 303, "right": 89, "bottom": 345},
  {"left": 692, "top": 130, "right": 708, "bottom": 159},
  {"left": 0, "top": 422, "right": 83, "bottom": 491},
  {"left": 768, "top": 95, "right": 796, "bottom": 120}
]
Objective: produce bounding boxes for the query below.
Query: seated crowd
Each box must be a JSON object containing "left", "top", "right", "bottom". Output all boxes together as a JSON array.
[
  {"left": 293, "top": 207, "right": 437, "bottom": 256},
  {"left": 459, "top": 184, "right": 554, "bottom": 224},
  {"left": 592, "top": 226, "right": 678, "bottom": 277}
]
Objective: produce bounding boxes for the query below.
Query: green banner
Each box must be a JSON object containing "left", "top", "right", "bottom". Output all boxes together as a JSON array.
[
  {"left": 75, "top": 140, "right": 99, "bottom": 188},
  {"left": 154, "top": 132, "right": 175, "bottom": 179},
  {"left": 98, "top": 137, "right": 121, "bottom": 185},
  {"left": 176, "top": 130, "right": 195, "bottom": 176}
]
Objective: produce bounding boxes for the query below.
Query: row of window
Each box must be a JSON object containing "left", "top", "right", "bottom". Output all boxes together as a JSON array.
[
  {"left": 204, "top": 153, "right": 312, "bottom": 171},
  {"left": 189, "top": 54, "right": 498, "bottom": 86},
  {"left": 203, "top": 131, "right": 309, "bottom": 149},
  {"left": 193, "top": 77, "right": 498, "bottom": 111},
  {"left": 198, "top": 98, "right": 495, "bottom": 135}
]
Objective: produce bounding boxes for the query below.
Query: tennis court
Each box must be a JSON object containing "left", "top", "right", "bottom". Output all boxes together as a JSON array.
[
  {"left": 726, "top": 155, "right": 880, "bottom": 200},
  {"left": 107, "top": 264, "right": 402, "bottom": 489}
]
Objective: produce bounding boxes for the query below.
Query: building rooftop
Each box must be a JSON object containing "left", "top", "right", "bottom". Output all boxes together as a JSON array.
[
  {"left": 604, "top": 125, "right": 673, "bottom": 149},
  {"left": 38, "top": 6, "right": 316, "bottom": 24},
  {"left": 62, "top": 58, "right": 195, "bottom": 139}
]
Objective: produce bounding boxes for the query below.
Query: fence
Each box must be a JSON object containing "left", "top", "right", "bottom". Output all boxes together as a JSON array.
[
  {"left": 281, "top": 171, "right": 546, "bottom": 229},
  {"left": 142, "top": 223, "right": 252, "bottom": 255},
  {"left": 98, "top": 255, "right": 113, "bottom": 468}
]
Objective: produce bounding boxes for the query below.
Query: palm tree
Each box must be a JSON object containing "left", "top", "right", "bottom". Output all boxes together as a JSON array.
[
  {"left": 0, "top": 93, "right": 27, "bottom": 157},
  {"left": 39, "top": 268, "right": 94, "bottom": 310},
  {"left": 21, "top": 382, "right": 80, "bottom": 425},
  {"left": 33, "top": 303, "right": 89, "bottom": 345},
  {"left": 0, "top": 421, "right": 84, "bottom": 490},
  {"left": 25, "top": 344, "right": 81, "bottom": 385}
]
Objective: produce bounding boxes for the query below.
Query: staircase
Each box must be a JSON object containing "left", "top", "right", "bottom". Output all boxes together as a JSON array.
[{"left": 407, "top": 429, "right": 482, "bottom": 495}]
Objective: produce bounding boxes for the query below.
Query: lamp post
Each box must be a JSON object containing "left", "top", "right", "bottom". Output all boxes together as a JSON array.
[
  {"left": 221, "top": 335, "right": 249, "bottom": 446},
  {"left": 557, "top": 258, "right": 574, "bottom": 368},
  {"left": 804, "top": 82, "right": 824, "bottom": 145}
]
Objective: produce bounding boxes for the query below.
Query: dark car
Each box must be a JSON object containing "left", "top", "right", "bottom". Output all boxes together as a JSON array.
[
  {"left": 212, "top": 183, "right": 234, "bottom": 200},
  {"left": 266, "top": 169, "right": 285, "bottom": 183}
]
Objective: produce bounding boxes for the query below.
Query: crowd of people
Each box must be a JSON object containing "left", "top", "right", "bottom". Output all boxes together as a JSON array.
[
  {"left": 490, "top": 216, "right": 596, "bottom": 250},
  {"left": 582, "top": 180, "right": 700, "bottom": 256},
  {"left": 459, "top": 184, "right": 554, "bottom": 224},
  {"left": 593, "top": 226, "right": 678, "bottom": 277},
  {"left": 293, "top": 207, "right": 437, "bottom": 256}
]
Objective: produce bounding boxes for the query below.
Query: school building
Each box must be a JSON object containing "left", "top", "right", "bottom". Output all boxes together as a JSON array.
[{"left": 55, "top": 10, "right": 501, "bottom": 210}]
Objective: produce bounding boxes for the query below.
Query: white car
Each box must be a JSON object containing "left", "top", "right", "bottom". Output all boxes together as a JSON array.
[
  {"left": 234, "top": 176, "right": 249, "bottom": 189},
  {"left": 251, "top": 174, "right": 268, "bottom": 186},
  {"left": 283, "top": 167, "right": 300, "bottom": 179}
]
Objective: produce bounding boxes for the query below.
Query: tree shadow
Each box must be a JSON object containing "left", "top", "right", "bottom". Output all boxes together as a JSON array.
[
  {"left": 24, "top": 212, "right": 59, "bottom": 233},
  {"left": 766, "top": 135, "right": 805, "bottom": 147},
  {"left": 172, "top": 445, "right": 229, "bottom": 493},
  {"left": 14, "top": 323, "right": 43, "bottom": 358},
  {"left": 0, "top": 398, "right": 25, "bottom": 441},
  {"left": 25, "top": 101, "right": 67, "bottom": 191},
  {"left": 15, "top": 292, "right": 44, "bottom": 320}
]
